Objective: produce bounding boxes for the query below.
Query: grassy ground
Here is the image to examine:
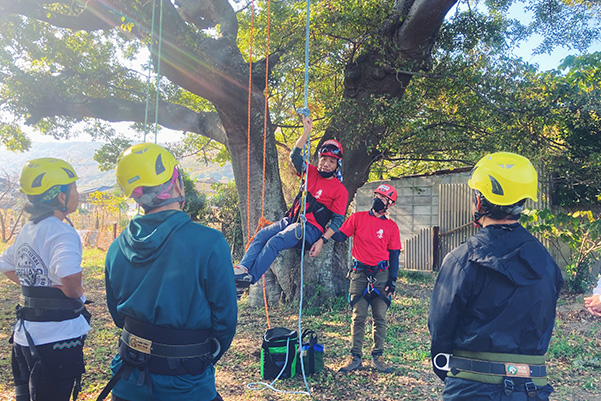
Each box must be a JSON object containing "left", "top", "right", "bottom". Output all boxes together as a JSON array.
[{"left": 0, "top": 246, "right": 600, "bottom": 400}]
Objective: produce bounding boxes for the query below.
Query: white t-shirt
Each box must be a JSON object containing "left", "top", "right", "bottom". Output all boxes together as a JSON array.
[
  {"left": 0, "top": 216, "right": 90, "bottom": 346},
  {"left": 594, "top": 276, "right": 601, "bottom": 296}
]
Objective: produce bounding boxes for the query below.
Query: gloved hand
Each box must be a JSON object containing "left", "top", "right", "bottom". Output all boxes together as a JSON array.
[{"left": 385, "top": 278, "right": 396, "bottom": 296}]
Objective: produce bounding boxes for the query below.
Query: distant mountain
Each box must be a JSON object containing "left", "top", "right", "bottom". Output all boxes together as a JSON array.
[{"left": 0, "top": 142, "right": 233, "bottom": 192}]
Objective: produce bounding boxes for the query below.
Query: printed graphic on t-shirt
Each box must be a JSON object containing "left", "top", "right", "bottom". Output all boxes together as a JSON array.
[
  {"left": 15, "top": 244, "right": 51, "bottom": 287},
  {"left": 315, "top": 189, "right": 323, "bottom": 199},
  {"left": 376, "top": 228, "right": 384, "bottom": 239}
]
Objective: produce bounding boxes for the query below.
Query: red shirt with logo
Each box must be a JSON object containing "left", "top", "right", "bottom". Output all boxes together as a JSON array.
[
  {"left": 295, "top": 164, "right": 348, "bottom": 232},
  {"left": 339, "top": 211, "right": 402, "bottom": 266}
]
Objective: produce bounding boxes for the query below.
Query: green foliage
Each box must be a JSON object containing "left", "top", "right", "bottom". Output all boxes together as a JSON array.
[
  {"left": 93, "top": 137, "right": 133, "bottom": 172},
  {"left": 181, "top": 171, "right": 208, "bottom": 221},
  {"left": 0, "top": 123, "right": 30, "bottom": 152},
  {"left": 200, "top": 181, "right": 243, "bottom": 261},
  {"left": 87, "top": 190, "right": 127, "bottom": 214},
  {"left": 522, "top": 208, "right": 601, "bottom": 293}
]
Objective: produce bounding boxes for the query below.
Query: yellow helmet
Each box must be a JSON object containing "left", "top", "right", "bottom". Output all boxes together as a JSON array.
[
  {"left": 20, "top": 158, "right": 78, "bottom": 196},
  {"left": 468, "top": 152, "right": 538, "bottom": 206},
  {"left": 116, "top": 143, "right": 178, "bottom": 198}
]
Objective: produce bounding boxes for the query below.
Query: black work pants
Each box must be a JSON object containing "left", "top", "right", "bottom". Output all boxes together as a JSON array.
[{"left": 11, "top": 336, "right": 85, "bottom": 401}]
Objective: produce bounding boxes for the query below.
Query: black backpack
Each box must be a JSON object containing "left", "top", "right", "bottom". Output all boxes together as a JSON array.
[{"left": 260, "top": 327, "right": 298, "bottom": 380}]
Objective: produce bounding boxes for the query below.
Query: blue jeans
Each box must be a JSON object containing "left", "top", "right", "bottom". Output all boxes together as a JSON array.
[{"left": 240, "top": 217, "right": 322, "bottom": 284}]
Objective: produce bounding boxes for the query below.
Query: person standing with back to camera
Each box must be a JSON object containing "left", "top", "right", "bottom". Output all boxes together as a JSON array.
[
  {"left": 429, "top": 152, "right": 564, "bottom": 401},
  {"left": 0, "top": 158, "right": 91, "bottom": 401},
  {"left": 100, "top": 143, "right": 237, "bottom": 401}
]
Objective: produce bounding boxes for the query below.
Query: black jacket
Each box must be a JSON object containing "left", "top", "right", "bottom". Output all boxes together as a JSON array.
[{"left": 428, "top": 223, "right": 563, "bottom": 380}]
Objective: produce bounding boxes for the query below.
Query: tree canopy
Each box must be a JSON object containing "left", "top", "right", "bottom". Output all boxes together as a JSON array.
[{"left": 1, "top": 0, "right": 600, "bottom": 302}]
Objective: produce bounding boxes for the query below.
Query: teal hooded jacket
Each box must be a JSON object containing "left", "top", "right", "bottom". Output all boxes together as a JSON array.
[{"left": 105, "top": 210, "right": 237, "bottom": 400}]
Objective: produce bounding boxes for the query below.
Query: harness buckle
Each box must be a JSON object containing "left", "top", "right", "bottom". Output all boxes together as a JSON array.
[
  {"left": 503, "top": 378, "right": 514, "bottom": 396},
  {"left": 433, "top": 353, "right": 452, "bottom": 371},
  {"left": 128, "top": 333, "right": 152, "bottom": 354},
  {"left": 525, "top": 381, "right": 537, "bottom": 398}
]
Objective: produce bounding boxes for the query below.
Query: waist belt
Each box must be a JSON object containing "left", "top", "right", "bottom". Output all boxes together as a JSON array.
[
  {"left": 449, "top": 355, "right": 546, "bottom": 378},
  {"left": 434, "top": 350, "right": 548, "bottom": 386},
  {"left": 17, "top": 286, "right": 87, "bottom": 322},
  {"left": 121, "top": 316, "right": 220, "bottom": 359},
  {"left": 121, "top": 328, "right": 218, "bottom": 359},
  {"left": 352, "top": 260, "right": 388, "bottom": 275}
]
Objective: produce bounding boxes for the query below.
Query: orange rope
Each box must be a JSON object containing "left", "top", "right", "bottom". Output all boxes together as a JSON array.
[
  {"left": 245, "top": 0, "right": 273, "bottom": 329},
  {"left": 246, "top": 0, "right": 254, "bottom": 241},
  {"left": 260, "top": 0, "right": 273, "bottom": 329}
]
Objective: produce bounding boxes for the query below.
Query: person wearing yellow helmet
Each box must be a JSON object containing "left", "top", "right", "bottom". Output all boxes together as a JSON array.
[
  {"left": 429, "top": 152, "right": 564, "bottom": 401},
  {"left": 0, "top": 158, "right": 91, "bottom": 401},
  {"left": 100, "top": 143, "right": 236, "bottom": 401},
  {"left": 467, "top": 152, "right": 539, "bottom": 226},
  {"left": 115, "top": 142, "right": 185, "bottom": 212}
]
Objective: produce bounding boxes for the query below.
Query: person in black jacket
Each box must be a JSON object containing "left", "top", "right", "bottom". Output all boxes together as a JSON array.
[{"left": 428, "top": 152, "right": 564, "bottom": 401}]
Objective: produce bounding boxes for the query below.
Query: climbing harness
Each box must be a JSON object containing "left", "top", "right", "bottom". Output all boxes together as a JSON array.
[
  {"left": 96, "top": 316, "right": 219, "bottom": 401},
  {"left": 14, "top": 286, "right": 91, "bottom": 401},
  {"left": 348, "top": 261, "right": 391, "bottom": 309}
]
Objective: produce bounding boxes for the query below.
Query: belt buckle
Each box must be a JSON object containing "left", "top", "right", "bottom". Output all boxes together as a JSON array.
[
  {"left": 504, "top": 378, "right": 514, "bottom": 396},
  {"left": 505, "top": 362, "right": 531, "bottom": 378},
  {"left": 128, "top": 333, "right": 152, "bottom": 354},
  {"left": 525, "top": 381, "right": 537, "bottom": 398}
]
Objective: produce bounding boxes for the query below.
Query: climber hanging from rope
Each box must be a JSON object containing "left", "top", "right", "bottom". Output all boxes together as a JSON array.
[{"left": 234, "top": 115, "right": 349, "bottom": 293}]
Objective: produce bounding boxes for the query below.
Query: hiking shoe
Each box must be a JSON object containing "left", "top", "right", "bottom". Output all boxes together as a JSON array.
[
  {"left": 372, "top": 355, "right": 392, "bottom": 373},
  {"left": 338, "top": 355, "right": 362, "bottom": 373},
  {"left": 234, "top": 265, "right": 253, "bottom": 289}
]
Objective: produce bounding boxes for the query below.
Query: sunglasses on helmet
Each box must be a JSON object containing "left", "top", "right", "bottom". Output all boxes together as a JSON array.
[{"left": 319, "top": 144, "right": 341, "bottom": 156}]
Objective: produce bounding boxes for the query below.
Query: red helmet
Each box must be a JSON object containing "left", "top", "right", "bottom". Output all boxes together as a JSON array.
[
  {"left": 318, "top": 139, "right": 343, "bottom": 160},
  {"left": 374, "top": 184, "right": 397, "bottom": 203}
]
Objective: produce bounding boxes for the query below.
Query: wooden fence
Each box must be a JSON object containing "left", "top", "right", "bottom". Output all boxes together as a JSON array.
[{"left": 403, "top": 183, "right": 547, "bottom": 272}]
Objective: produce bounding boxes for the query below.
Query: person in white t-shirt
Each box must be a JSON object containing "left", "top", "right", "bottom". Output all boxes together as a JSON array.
[
  {"left": 585, "top": 277, "right": 601, "bottom": 316},
  {"left": 0, "top": 158, "right": 90, "bottom": 401}
]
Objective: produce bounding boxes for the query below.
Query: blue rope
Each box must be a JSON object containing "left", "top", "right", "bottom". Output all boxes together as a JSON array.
[
  {"left": 143, "top": 0, "right": 158, "bottom": 142},
  {"left": 153, "top": 0, "right": 164, "bottom": 144},
  {"left": 296, "top": 0, "right": 311, "bottom": 118},
  {"left": 296, "top": 0, "right": 312, "bottom": 396}
]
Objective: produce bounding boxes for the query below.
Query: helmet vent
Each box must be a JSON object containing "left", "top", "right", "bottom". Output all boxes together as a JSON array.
[
  {"left": 155, "top": 154, "right": 166, "bottom": 175},
  {"left": 62, "top": 167, "right": 76, "bottom": 178},
  {"left": 488, "top": 175, "right": 504, "bottom": 196},
  {"left": 499, "top": 163, "right": 515, "bottom": 169},
  {"left": 31, "top": 173, "right": 45, "bottom": 188}
]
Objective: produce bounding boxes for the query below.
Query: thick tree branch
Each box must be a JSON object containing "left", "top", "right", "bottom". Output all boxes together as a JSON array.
[
  {"left": 25, "top": 96, "right": 226, "bottom": 144},
  {"left": 0, "top": 0, "right": 124, "bottom": 31},
  {"left": 394, "top": 0, "right": 459, "bottom": 61},
  {"left": 174, "top": 0, "right": 239, "bottom": 41}
]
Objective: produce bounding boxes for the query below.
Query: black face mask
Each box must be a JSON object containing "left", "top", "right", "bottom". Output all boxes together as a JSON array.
[
  {"left": 318, "top": 170, "right": 335, "bottom": 178},
  {"left": 371, "top": 197, "right": 387, "bottom": 213}
]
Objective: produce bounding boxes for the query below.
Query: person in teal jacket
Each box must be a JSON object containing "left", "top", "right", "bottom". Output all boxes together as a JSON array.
[{"left": 100, "top": 143, "right": 237, "bottom": 401}]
